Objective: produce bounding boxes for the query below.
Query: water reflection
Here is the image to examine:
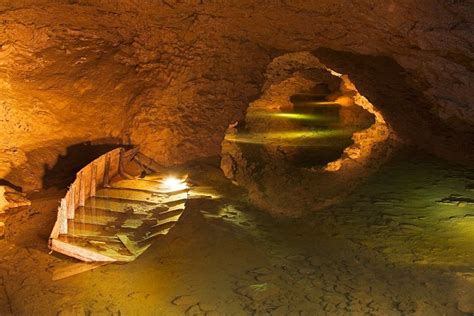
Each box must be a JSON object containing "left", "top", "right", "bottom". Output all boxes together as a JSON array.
[{"left": 227, "top": 93, "right": 375, "bottom": 168}]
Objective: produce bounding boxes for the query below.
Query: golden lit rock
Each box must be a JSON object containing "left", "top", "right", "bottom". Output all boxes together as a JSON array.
[{"left": 0, "top": 1, "right": 473, "bottom": 315}]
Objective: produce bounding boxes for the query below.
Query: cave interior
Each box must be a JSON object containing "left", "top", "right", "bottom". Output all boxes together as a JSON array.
[{"left": 0, "top": 1, "right": 473, "bottom": 315}]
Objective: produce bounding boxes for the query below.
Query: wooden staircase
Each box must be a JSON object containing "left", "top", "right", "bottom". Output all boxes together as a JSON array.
[{"left": 49, "top": 148, "right": 188, "bottom": 262}]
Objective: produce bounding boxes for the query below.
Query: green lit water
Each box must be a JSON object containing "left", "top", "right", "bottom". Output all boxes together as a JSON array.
[{"left": 231, "top": 93, "right": 375, "bottom": 168}]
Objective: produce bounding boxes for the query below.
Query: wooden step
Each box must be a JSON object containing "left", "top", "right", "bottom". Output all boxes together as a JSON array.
[
  {"left": 56, "top": 235, "right": 136, "bottom": 261},
  {"left": 50, "top": 149, "right": 190, "bottom": 263},
  {"left": 66, "top": 217, "right": 175, "bottom": 240},
  {"left": 66, "top": 221, "right": 134, "bottom": 239},
  {"left": 157, "top": 209, "right": 184, "bottom": 222},
  {"left": 74, "top": 205, "right": 184, "bottom": 226},
  {"left": 110, "top": 179, "right": 188, "bottom": 194},
  {"left": 73, "top": 208, "right": 126, "bottom": 226},
  {"left": 85, "top": 197, "right": 161, "bottom": 214},
  {"left": 97, "top": 187, "right": 166, "bottom": 200},
  {"left": 72, "top": 210, "right": 158, "bottom": 227},
  {"left": 94, "top": 190, "right": 188, "bottom": 205},
  {"left": 137, "top": 221, "right": 177, "bottom": 242},
  {"left": 95, "top": 187, "right": 187, "bottom": 204}
]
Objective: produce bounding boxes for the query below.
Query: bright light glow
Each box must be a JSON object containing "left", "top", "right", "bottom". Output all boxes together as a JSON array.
[
  {"left": 272, "top": 113, "right": 326, "bottom": 120},
  {"left": 248, "top": 112, "right": 327, "bottom": 121},
  {"left": 225, "top": 129, "right": 352, "bottom": 144},
  {"left": 161, "top": 176, "right": 188, "bottom": 191}
]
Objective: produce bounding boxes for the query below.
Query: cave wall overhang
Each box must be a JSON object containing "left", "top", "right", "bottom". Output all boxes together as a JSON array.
[
  {"left": 221, "top": 51, "right": 397, "bottom": 216},
  {"left": 314, "top": 48, "right": 474, "bottom": 163},
  {"left": 0, "top": 1, "right": 472, "bottom": 191}
]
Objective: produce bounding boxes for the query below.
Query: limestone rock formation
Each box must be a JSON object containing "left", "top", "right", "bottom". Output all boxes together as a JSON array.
[
  {"left": 221, "top": 52, "right": 396, "bottom": 216},
  {"left": 0, "top": 186, "right": 31, "bottom": 238},
  {"left": 0, "top": 0, "right": 472, "bottom": 193}
]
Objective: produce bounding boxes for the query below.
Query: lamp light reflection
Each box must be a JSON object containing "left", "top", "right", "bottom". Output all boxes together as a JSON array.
[{"left": 161, "top": 176, "right": 188, "bottom": 191}]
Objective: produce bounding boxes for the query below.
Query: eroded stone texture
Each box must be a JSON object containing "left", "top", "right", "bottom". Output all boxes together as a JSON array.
[
  {"left": 315, "top": 48, "right": 474, "bottom": 164},
  {"left": 0, "top": 0, "right": 472, "bottom": 191},
  {"left": 221, "top": 52, "right": 396, "bottom": 216},
  {"left": 0, "top": 186, "right": 31, "bottom": 238}
]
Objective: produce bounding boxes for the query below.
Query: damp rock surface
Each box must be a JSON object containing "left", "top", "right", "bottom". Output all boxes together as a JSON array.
[
  {"left": 0, "top": 151, "right": 473, "bottom": 315},
  {"left": 221, "top": 52, "right": 395, "bottom": 216},
  {"left": 0, "top": 186, "right": 31, "bottom": 239},
  {"left": 0, "top": 1, "right": 473, "bottom": 190}
]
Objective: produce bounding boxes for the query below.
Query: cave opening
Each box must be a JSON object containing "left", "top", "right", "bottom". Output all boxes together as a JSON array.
[
  {"left": 42, "top": 141, "right": 133, "bottom": 189},
  {"left": 221, "top": 52, "right": 393, "bottom": 217},
  {"left": 229, "top": 83, "right": 376, "bottom": 170},
  {"left": 289, "top": 90, "right": 375, "bottom": 167},
  {"left": 1, "top": 1, "right": 474, "bottom": 315}
]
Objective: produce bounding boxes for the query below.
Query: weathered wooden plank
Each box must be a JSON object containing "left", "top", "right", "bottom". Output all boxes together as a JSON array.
[
  {"left": 72, "top": 215, "right": 156, "bottom": 230},
  {"left": 65, "top": 186, "right": 73, "bottom": 220},
  {"left": 95, "top": 188, "right": 158, "bottom": 205},
  {"left": 122, "top": 148, "right": 140, "bottom": 161},
  {"left": 72, "top": 176, "right": 80, "bottom": 215},
  {"left": 84, "top": 197, "right": 162, "bottom": 214},
  {"left": 81, "top": 166, "right": 92, "bottom": 207},
  {"left": 55, "top": 235, "right": 140, "bottom": 262},
  {"left": 49, "top": 147, "right": 189, "bottom": 262},
  {"left": 111, "top": 179, "right": 188, "bottom": 194},
  {"left": 110, "top": 179, "right": 159, "bottom": 191},
  {"left": 56, "top": 235, "right": 150, "bottom": 262},
  {"left": 71, "top": 210, "right": 122, "bottom": 226},
  {"left": 94, "top": 194, "right": 187, "bottom": 207},
  {"left": 157, "top": 212, "right": 183, "bottom": 225},
  {"left": 78, "top": 171, "right": 86, "bottom": 207},
  {"left": 95, "top": 155, "right": 106, "bottom": 188},
  {"left": 90, "top": 161, "right": 97, "bottom": 197},
  {"left": 133, "top": 152, "right": 165, "bottom": 173},
  {"left": 108, "top": 149, "right": 121, "bottom": 180},
  {"left": 51, "top": 238, "right": 116, "bottom": 262},
  {"left": 151, "top": 221, "right": 176, "bottom": 230},
  {"left": 59, "top": 199, "right": 68, "bottom": 234},
  {"left": 92, "top": 195, "right": 156, "bottom": 206},
  {"left": 95, "top": 188, "right": 171, "bottom": 204},
  {"left": 136, "top": 224, "right": 174, "bottom": 243},
  {"left": 62, "top": 238, "right": 138, "bottom": 262},
  {"left": 108, "top": 181, "right": 188, "bottom": 198},
  {"left": 118, "top": 148, "right": 136, "bottom": 179},
  {"left": 103, "top": 153, "right": 111, "bottom": 187},
  {"left": 49, "top": 217, "right": 61, "bottom": 240},
  {"left": 67, "top": 221, "right": 139, "bottom": 238},
  {"left": 167, "top": 201, "right": 186, "bottom": 211},
  {"left": 75, "top": 206, "right": 157, "bottom": 223},
  {"left": 157, "top": 209, "right": 184, "bottom": 221},
  {"left": 102, "top": 186, "right": 165, "bottom": 196},
  {"left": 67, "top": 220, "right": 155, "bottom": 236}
]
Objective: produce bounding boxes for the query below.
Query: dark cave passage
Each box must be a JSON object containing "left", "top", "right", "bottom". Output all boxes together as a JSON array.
[
  {"left": 221, "top": 52, "right": 393, "bottom": 217},
  {"left": 42, "top": 141, "right": 132, "bottom": 189},
  {"left": 229, "top": 89, "right": 376, "bottom": 169},
  {"left": 0, "top": 1, "right": 473, "bottom": 315}
]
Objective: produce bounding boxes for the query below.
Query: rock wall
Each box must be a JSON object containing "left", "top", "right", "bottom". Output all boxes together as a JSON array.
[
  {"left": 221, "top": 52, "right": 396, "bottom": 216},
  {"left": 0, "top": 0, "right": 472, "bottom": 190},
  {"left": 0, "top": 186, "right": 31, "bottom": 238}
]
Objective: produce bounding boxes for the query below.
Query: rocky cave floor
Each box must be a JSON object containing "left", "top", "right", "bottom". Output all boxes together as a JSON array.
[{"left": 1, "top": 149, "right": 474, "bottom": 315}]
